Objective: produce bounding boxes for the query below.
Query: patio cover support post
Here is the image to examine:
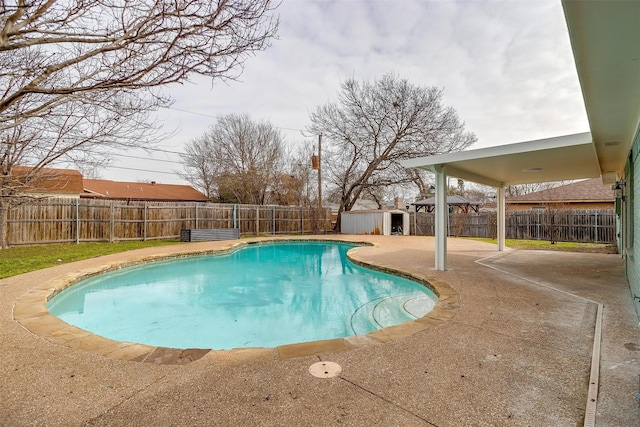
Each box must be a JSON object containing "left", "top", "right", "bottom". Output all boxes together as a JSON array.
[
  {"left": 497, "top": 186, "right": 506, "bottom": 251},
  {"left": 434, "top": 165, "right": 448, "bottom": 270}
]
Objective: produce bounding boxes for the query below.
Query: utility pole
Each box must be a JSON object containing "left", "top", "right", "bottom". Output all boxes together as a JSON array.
[
  {"left": 311, "top": 134, "right": 323, "bottom": 232},
  {"left": 317, "top": 134, "right": 322, "bottom": 212}
]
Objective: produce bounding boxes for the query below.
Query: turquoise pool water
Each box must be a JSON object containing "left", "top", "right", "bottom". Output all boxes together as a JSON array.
[{"left": 47, "top": 241, "right": 438, "bottom": 350}]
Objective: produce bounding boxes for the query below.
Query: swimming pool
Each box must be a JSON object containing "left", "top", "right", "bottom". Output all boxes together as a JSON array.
[{"left": 47, "top": 241, "right": 438, "bottom": 350}]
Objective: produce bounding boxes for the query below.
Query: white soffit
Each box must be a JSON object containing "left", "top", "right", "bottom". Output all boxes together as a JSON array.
[
  {"left": 401, "top": 132, "right": 600, "bottom": 188},
  {"left": 563, "top": 0, "right": 640, "bottom": 183}
]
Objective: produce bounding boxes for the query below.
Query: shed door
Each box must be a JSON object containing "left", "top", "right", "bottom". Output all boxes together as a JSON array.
[{"left": 391, "top": 213, "right": 404, "bottom": 235}]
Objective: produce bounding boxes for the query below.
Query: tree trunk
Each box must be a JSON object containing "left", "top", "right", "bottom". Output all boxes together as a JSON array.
[{"left": 333, "top": 212, "right": 342, "bottom": 232}]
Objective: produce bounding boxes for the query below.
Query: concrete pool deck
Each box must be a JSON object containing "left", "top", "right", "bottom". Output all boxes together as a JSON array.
[{"left": 1, "top": 236, "right": 638, "bottom": 426}]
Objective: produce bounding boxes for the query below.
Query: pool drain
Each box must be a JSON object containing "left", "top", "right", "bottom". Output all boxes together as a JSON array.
[{"left": 309, "top": 361, "right": 342, "bottom": 378}]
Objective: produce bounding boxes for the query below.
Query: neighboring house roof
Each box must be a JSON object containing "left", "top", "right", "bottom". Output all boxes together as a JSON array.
[
  {"left": 10, "top": 166, "right": 84, "bottom": 195},
  {"left": 347, "top": 199, "right": 380, "bottom": 211},
  {"left": 507, "top": 178, "right": 614, "bottom": 204},
  {"left": 82, "top": 179, "right": 210, "bottom": 202}
]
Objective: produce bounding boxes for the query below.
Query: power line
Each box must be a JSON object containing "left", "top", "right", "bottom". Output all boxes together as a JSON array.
[
  {"left": 148, "top": 147, "right": 185, "bottom": 155},
  {"left": 117, "top": 154, "right": 180, "bottom": 164},
  {"left": 112, "top": 146, "right": 185, "bottom": 157},
  {"left": 108, "top": 165, "right": 178, "bottom": 175},
  {"left": 169, "top": 107, "right": 219, "bottom": 119}
]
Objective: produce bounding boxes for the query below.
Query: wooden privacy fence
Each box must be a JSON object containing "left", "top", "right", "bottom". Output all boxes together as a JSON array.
[
  {"left": 6, "top": 199, "right": 332, "bottom": 245},
  {"left": 410, "top": 209, "right": 617, "bottom": 243}
]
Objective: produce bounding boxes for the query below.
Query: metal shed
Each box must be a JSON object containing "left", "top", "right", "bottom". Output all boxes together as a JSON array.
[{"left": 340, "top": 209, "right": 409, "bottom": 235}]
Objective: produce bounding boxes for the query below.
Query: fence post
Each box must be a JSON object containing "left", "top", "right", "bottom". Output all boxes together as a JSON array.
[
  {"left": 75, "top": 198, "right": 80, "bottom": 244},
  {"left": 256, "top": 206, "right": 260, "bottom": 235},
  {"left": 324, "top": 208, "right": 328, "bottom": 233},
  {"left": 595, "top": 211, "right": 599, "bottom": 243},
  {"left": 109, "top": 202, "right": 114, "bottom": 243},
  {"left": 233, "top": 204, "right": 237, "bottom": 230},
  {"left": 300, "top": 208, "right": 304, "bottom": 233},
  {"left": 195, "top": 203, "right": 198, "bottom": 229},
  {"left": 143, "top": 202, "right": 147, "bottom": 241},
  {"left": 272, "top": 206, "right": 276, "bottom": 235}
]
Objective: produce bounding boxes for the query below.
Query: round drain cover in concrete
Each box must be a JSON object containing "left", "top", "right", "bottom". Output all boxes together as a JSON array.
[{"left": 309, "top": 361, "right": 342, "bottom": 378}]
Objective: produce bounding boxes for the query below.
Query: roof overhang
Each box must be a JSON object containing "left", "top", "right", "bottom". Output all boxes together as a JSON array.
[
  {"left": 401, "top": 132, "right": 600, "bottom": 188},
  {"left": 563, "top": 0, "right": 640, "bottom": 183}
]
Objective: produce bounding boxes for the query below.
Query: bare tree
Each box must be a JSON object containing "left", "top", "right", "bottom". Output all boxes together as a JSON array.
[
  {"left": 0, "top": 0, "right": 279, "bottom": 247},
  {"left": 505, "top": 181, "right": 572, "bottom": 198},
  {"left": 181, "top": 113, "right": 285, "bottom": 204},
  {"left": 407, "top": 169, "right": 435, "bottom": 200},
  {"left": 180, "top": 135, "right": 217, "bottom": 199},
  {"left": 271, "top": 143, "right": 315, "bottom": 206},
  {"left": 1, "top": 1, "right": 278, "bottom": 120},
  {"left": 464, "top": 184, "right": 495, "bottom": 205},
  {"left": 307, "top": 73, "right": 476, "bottom": 230}
]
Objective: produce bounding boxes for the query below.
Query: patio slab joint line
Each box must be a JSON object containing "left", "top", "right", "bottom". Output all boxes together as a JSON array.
[
  {"left": 339, "top": 376, "right": 439, "bottom": 427},
  {"left": 475, "top": 252, "right": 603, "bottom": 427}
]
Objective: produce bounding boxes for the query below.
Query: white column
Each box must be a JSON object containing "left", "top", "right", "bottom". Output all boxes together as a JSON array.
[
  {"left": 434, "top": 165, "right": 448, "bottom": 270},
  {"left": 497, "top": 186, "right": 505, "bottom": 251}
]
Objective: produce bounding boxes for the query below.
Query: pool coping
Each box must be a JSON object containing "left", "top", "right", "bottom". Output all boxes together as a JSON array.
[{"left": 12, "top": 237, "right": 460, "bottom": 365}]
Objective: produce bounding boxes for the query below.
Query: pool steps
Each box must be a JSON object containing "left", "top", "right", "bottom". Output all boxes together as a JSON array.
[{"left": 350, "top": 293, "right": 436, "bottom": 335}]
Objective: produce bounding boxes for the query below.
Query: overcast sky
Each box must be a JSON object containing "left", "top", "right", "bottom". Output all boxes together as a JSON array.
[{"left": 102, "top": 0, "right": 589, "bottom": 185}]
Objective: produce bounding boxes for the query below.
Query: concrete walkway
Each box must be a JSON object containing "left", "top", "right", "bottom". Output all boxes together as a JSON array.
[{"left": 1, "top": 236, "right": 638, "bottom": 426}]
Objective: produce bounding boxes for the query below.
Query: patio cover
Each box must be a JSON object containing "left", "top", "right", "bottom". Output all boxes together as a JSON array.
[
  {"left": 402, "top": 132, "right": 599, "bottom": 188},
  {"left": 400, "top": 132, "right": 602, "bottom": 270}
]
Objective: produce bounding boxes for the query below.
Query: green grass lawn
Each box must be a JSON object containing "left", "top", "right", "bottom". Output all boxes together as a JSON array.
[
  {"left": 0, "top": 240, "right": 181, "bottom": 279},
  {"left": 467, "top": 238, "right": 618, "bottom": 254}
]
